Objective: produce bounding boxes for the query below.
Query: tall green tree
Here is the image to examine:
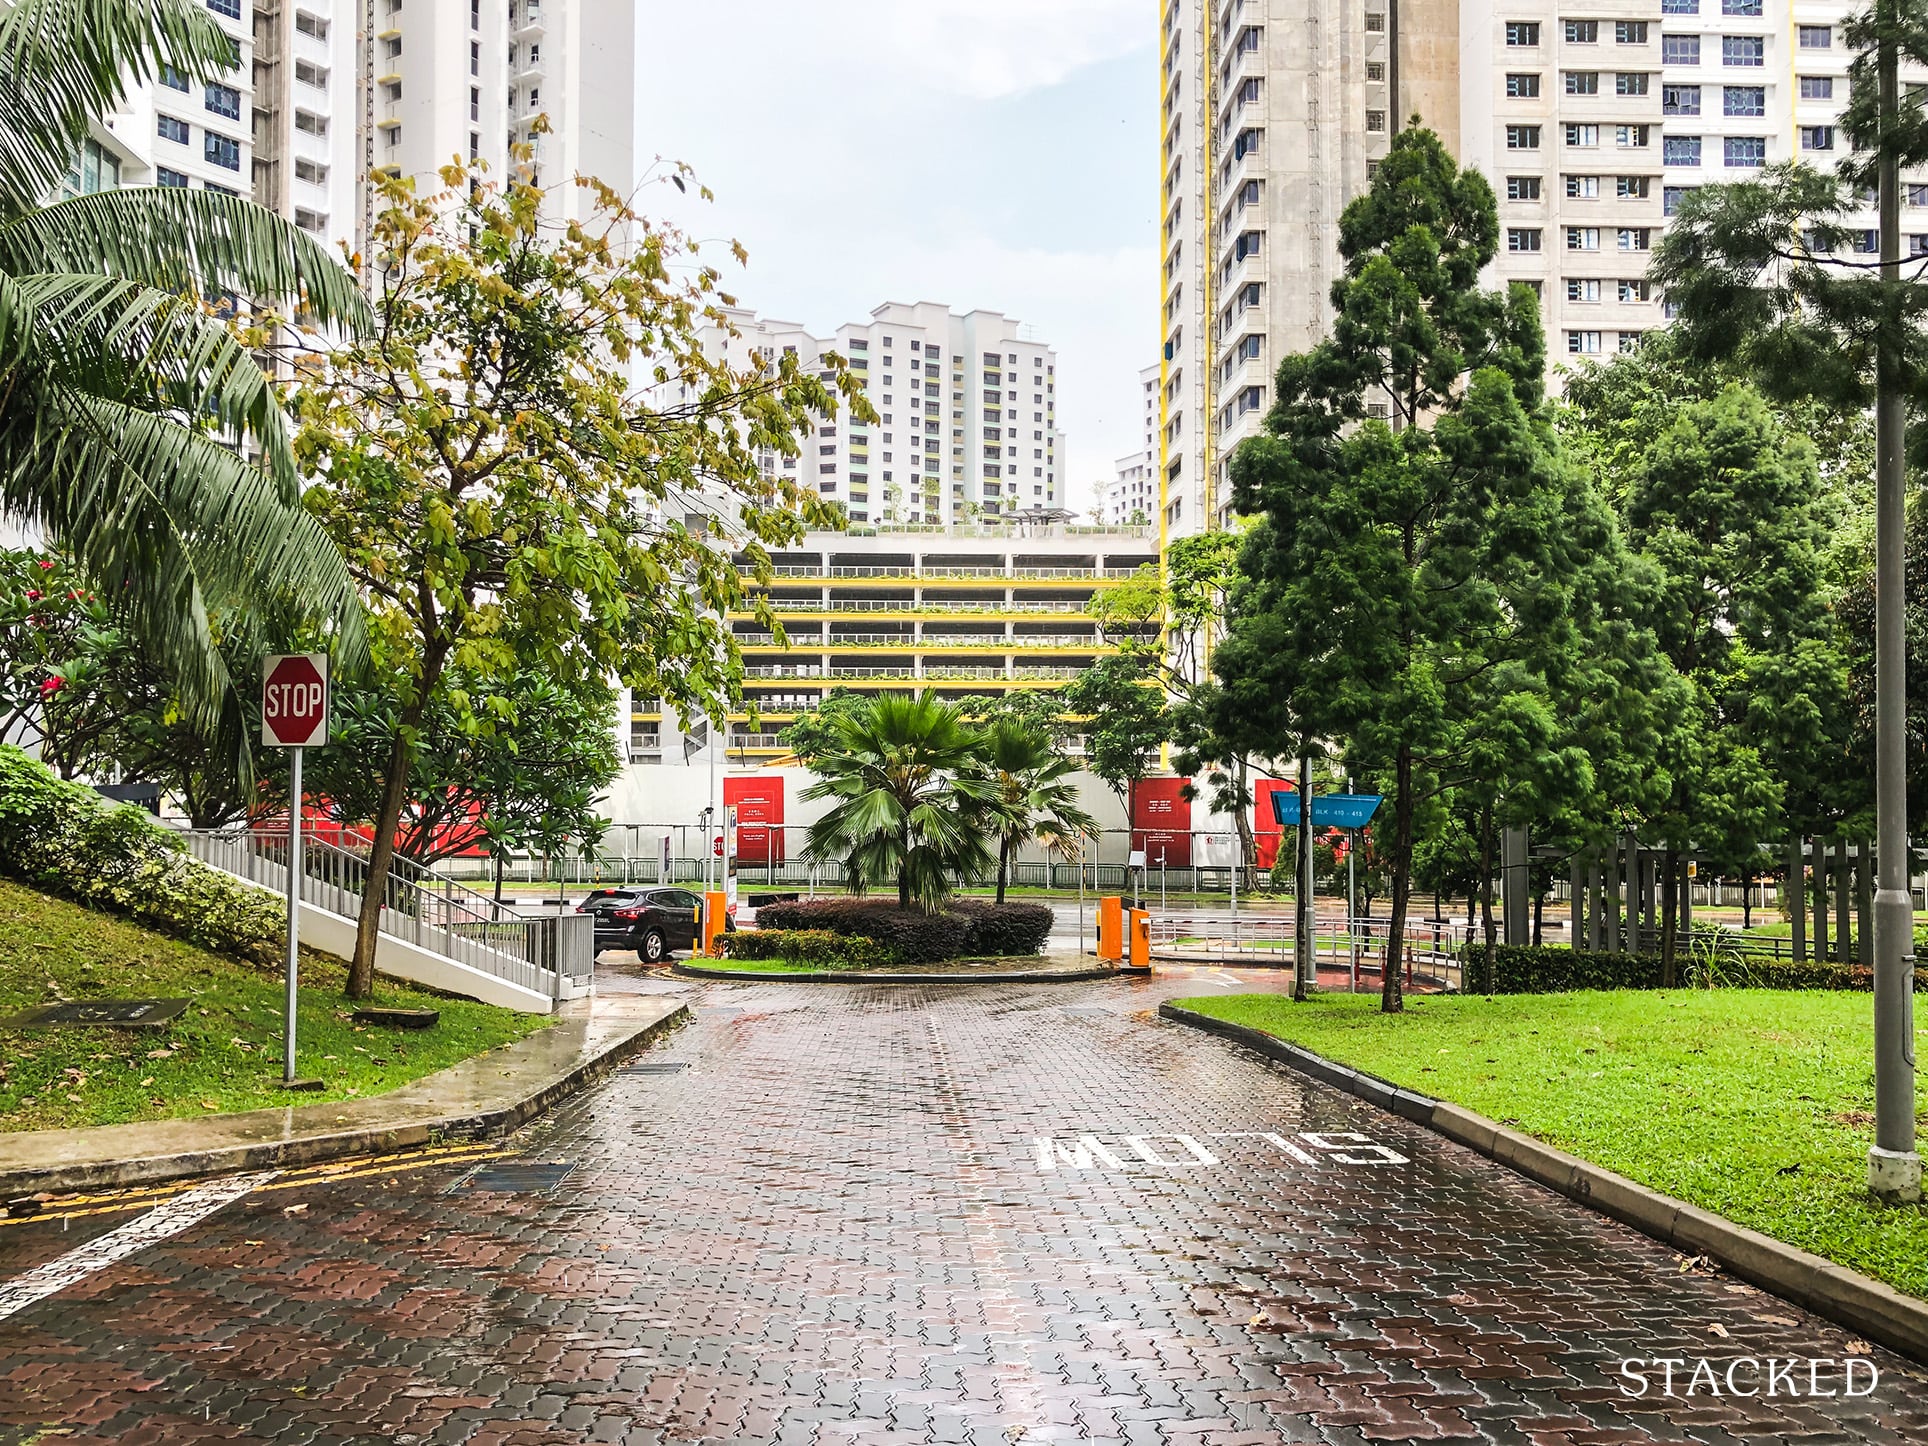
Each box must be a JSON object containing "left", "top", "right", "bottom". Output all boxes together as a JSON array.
[
  {"left": 0, "top": 0, "right": 368, "bottom": 726},
  {"left": 1207, "top": 127, "right": 1634, "bottom": 1011},
  {"left": 977, "top": 718, "right": 1097, "bottom": 903},
  {"left": 1061, "top": 653, "right": 1168, "bottom": 842},
  {"left": 294, "top": 153, "right": 862, "bottom": 997},
  {"left": 800, "top": 691, "right": 996, "bottom": 909}
]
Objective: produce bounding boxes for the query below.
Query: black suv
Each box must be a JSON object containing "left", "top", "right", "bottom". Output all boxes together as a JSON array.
[
  {"left": 609, "top": 888, "right": 718, "bottom": 963},
  {"left": 577, "top": 889, "right": 648, "bottom": 953}
]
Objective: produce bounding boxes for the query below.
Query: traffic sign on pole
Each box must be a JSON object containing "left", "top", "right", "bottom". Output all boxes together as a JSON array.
[{"left": 260, "top": 654, "right": 328, "bottom": 1090}]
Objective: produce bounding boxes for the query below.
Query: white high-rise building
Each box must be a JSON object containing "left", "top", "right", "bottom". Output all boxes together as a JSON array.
[
  {"left": 1101, "top": 365, "right": 1159, "bottom": 526},
  {"left": 690, "top": 303, "right": 1063, "bottom": 528},
  {"left": 1163, "top": 0, "right": 1903, "bottom": 541},
  {"left": 363, "top": 0, "right": 635, "bottom": 244}
]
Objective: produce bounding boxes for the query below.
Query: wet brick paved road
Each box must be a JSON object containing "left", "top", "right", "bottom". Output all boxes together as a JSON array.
[{"left": 3, "top": 966, "right": 1927, "bottom": 1445}]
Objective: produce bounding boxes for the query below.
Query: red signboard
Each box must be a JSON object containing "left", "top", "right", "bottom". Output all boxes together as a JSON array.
[
  {"left": 1253, "top": 779, "right": 1297, "bottom": 870},
  {"left": 261, "top": 654, "right": 329, "bottom": 748},
  {"left": 1132, "top": 777, "right": 1192, "bottom": 867},
  {"left": 723, "top": 776, "right": 786, "bottom": 866}
]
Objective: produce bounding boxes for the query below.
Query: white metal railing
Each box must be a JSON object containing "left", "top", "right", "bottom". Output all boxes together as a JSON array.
[
  {"left": 1148, "top": 911, "right": 1469, "bottom": 990},
  {"left": 180, "top": 829, "right": 593, "bottom": 1001},
  {"left": 756, "top": 599, "right": 1090, "bottom": 614}
]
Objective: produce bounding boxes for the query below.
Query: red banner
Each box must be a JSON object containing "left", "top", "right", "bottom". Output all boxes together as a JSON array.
[
  {"left": 1253, "top": 779, "right": 1295, "bottom": 870},
  {"left": 724, "top": 775, "right": 786, "bottom": 865},
  {"left": 1132, "top": 778, "right": 1192, "bottom": 867}
]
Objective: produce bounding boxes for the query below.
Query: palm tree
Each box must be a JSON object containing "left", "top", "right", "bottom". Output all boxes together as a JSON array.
[
  {"left": 980, "top": 719, "right": 1097, "bottom": 904},
  {"left": 0, "top": 0, "right": 370, "bottom": 725},
  {"left": 801, "top": 691, "right": 997, "bottom": 910}
]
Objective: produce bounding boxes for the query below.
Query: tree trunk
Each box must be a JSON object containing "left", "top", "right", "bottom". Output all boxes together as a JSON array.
[
  {"left": 899, "top": 821, "right": 913, "bottom": 910},
  {"left": 1382, "top": 744, "right": 1412, "bottom": 1013},
  {"left": 493, "top": 850, "right": 505, "bottom": 910},
  {"left": 1233, "top": 756, "right": 1258, "bottom": 892},
  {"left": 996, "top": 832, "right": 1010, "bottom": 905},
  {"left": 348, "top": 728, "right": 418, "bottom": 1000},
  {"left": 1659, "top": 845, "right": 1680, "bottom": 988},
  {"left": 1478, "top": 805, "right": 1497, "bottom": 950},
  {"left": 1533, "top": 886, "right": 1543, "bottom": 946}
]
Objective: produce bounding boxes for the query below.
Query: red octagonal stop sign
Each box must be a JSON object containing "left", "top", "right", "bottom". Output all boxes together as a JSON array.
[{"left": 261, "top": 654, "right": 330, "bottom": 748}]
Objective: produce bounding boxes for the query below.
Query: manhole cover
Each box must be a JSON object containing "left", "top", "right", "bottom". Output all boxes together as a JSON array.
[
  {"left": 5, "top": 999, "right": 189, "bottom": 1029},
  {"left": 455, "top": 1162, "right": 575, "bottom": 1194},
  {"left": 620, "top": 1060, "right": 689, "bottom": 1075}
]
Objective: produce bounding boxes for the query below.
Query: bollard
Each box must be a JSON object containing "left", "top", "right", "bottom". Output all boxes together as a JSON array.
[{"left": 1097, "top": 896, "right": 1124, "bottom": 961}]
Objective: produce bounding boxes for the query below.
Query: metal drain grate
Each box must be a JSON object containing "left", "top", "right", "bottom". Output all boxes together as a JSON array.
[
  {"left": 455, "top": 1162, "right": 575, "bottom": 1194},
  {"left": 619, "top": 1060, "right": 689, "bottom": 1075}
]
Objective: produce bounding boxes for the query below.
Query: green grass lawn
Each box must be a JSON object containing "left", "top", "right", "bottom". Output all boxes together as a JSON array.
[
  {"left": 1172, "top": 988, "right": 1928, "bottom": 1299},
  {"left": 0, "top": 878, "right": 551, "bottom": 1134}
]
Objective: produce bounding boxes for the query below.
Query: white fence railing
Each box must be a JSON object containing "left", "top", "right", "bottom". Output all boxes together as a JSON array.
[
  {"left": 180, "top": 829, "right": 594, "bottom": 1001},
  {"left": 1148, "top": 912, "right": 1470, "bottom": 989}
]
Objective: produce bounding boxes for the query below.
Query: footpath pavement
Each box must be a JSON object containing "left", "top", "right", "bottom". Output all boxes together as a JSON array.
[{"left": 2, "top": 964, "right": 1925, "bottom": 1444}]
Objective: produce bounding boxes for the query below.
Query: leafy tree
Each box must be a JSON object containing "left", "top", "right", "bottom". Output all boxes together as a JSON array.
[
  {"left": 781, "top": 687, "right": 879, "bottom": 767},
  {"left": 0, "top": 0, "right": 368, "bottom": 725},
  {"left": 1061, "top": 653, "right": 1168, "bottom": 837},
  {"left": 1838, "top": 502, "right": 1928, "bottom": 837},
  {"left": 951, "top": 687, "right": 1077, "bottom": 750},
  {"left": 800, "top": 691, "right": 996, "bottom": 909},
  {"left": 292, "top": 153, "right": 862, "bottom": 996},
  {"left": 1207, "top": 127, "right": 1635, "bottom": 1012},
  {"left": 977, "top": 719, "right": 1096, "bottom": 903}
]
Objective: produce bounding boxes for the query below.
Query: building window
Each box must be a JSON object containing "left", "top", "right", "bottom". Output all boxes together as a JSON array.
[
  {"left": 1619, "top": 279, "right": 1651, "bottom": 302},
  {"left": 204, "top": 132, "right": 240, "bottom": 170},
  {"left": 1366, "top": 109, "right": 1386, "bottom": 131},
  {"left": 1723, "top": 35, "right": 1765, "bottom": 66},
  {"left": 1616, "top": 124, "right": 1651, "bottom": 147},
  {"left": 1566, "top": 174, "right": 1601, "bottom": 198},
  {"left": 1618, "top": 332, "right": 1643, "bottom": 353},
  {"left": 1721, "top": 0, "right": 1762, "bottom": 13},
  {"left": 1616, "top": 72, "right": 1649, "bottom": 95},
  {"left": 1364, "top": 11, "right": 1385, "bottom": 31},
  {"left": 1566, "top": 71, "right": 1599, "bottom": 95},
  {"left": 1662, "top": 34, "right": 1700, "bottom": 64},
  {"left": 206, "top": 0, "right": 241, "bottom": 16},
  {"left": 1507, "top": 175, "right": 1543, "bottom": 200},
  {"left": 1724, "top": 85, "right": 1765, "bottom": 116},
  {"left": 1505, "top": 21, "right": 1541, "bottom": 45},
  {"left": 1802, "top": 125, "right": 1835, "bottom": 151},
  {"left": 294, "top": 110, "right": 328, "bottom": 135},
  {"left": 1236, "top": 334, "right": 1263, "bottom": 361},
  {"left": 156, "top": 165, "right": 189, "bottom": 188},
  {"left": 1661, "top": 0, "right": 1698, "bottom": 11},
  {"left": 1234, "top": 230, "right": 1263, "bottom": 260},
  {"left": 1723, "top": 134, "right": 1766, "bottom": 167},
  {"left": 204, "top": 83, "right": 240, "bottom": 120},
  {"left": 1617, "top": 227, "right": 1652, "bottom": 251},
  {"left": 295, "top": 10, "right": 329, "bottom": 38},
  {"left": 1616, "top": 175, "right": 1650, "bottom": 198},
  {"left": 1506, "top": 73, "right": 1541, "bottom": 97},
  {"left": 157, "top": 114, "right": 190, "bottom": 144},
  {"left": 1366, "top": 61, "right": 1386, "bottom": 81},
  {"left": 1800, "top": 75, "right": 1833, "bottom": 100},
  {"left": 1566, "top": 124, "right": 1600, "bottom": 147},
  {"left": 1568, "top": 278, "right": 1602, "bottom": 302},
  {"left": 1853, "top": 229, "right": 1879, "bottom": 254},
  {"left": 1508, "top": 227, "right": 1543, "bottom": 252},
  {"left": 1567, "top": 226, "right": 1601, "bottom": 250},
  {"left": 1616, "top": 20, "right": 1649, "bottom": 42},
  {"left": 1663, "top": 184, "right": 1694, "bottom": 215},
  {"left": 1664, "top": 135, "right": 1702, "bottom": 165},
  {"left": 1567, "top": 330, "right": 1603, "bottom": 354},
  {"left": 1663, "top": 83, "right": 1701, "bottom": 115},
  {"left": 1798, "top": 25, "right": 1831, "bottom": 49},
  {"left": 1506, "top": 125, "right": 1543, "bottom": 149},
  {"left": 159, "top": 65, "right": 188, "bottom": 92},
  {"left": 1565, "top": 20, "right": 1599, "bottom": 43}
]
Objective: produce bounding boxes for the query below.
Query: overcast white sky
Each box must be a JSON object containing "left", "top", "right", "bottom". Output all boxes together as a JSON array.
[{"left": 633, "top": 1, "right": 1157, "bottom": 515}]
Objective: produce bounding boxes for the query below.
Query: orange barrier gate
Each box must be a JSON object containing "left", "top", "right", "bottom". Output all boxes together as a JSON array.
[
  {"left": 1128, "top": 907, "right": 1151, "bottom": 969},
  {"left": 1097, "top": 896, "right": 1124, "bottom": 961},
  {"left": 703, "top": 891, "right": 729, "bottom": 957}
]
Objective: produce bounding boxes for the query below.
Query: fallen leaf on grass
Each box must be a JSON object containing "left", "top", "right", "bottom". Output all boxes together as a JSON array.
[
  {"left": 199, "top": 1100, "right": 220, "bottom": 1110},
  {"left": 138, "top": 1077, "right": 153, "bottom": 1088},
  {"left": 145, "top": 1048, "right": 174, "bottom": 1060}
]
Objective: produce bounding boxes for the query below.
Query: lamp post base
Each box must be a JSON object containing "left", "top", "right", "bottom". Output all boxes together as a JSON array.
[{"left": 1868, "top": 1145, "right": 1923, "bottom": 1202}]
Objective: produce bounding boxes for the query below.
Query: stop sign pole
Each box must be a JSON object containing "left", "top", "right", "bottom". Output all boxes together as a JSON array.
[{"left": 262, "top": 654, "right": 330, "bottom": 1089}]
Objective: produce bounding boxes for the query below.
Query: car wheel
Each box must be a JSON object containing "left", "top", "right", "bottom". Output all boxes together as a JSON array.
[{"left": 639, "top": 928, "right": 668, "bottom": 964}]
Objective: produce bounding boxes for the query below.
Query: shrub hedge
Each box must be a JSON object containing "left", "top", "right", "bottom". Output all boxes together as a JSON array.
[
  {"left": 719, "top": 928, "right": 897, "bottom": 970},
  {"left": 751, "top": 897, "right": 1053, "bottom": 963},
  {"left": 0, "top": 745, "right": 282, "bottom": 967},
  {"left": 1460, "top": 941, "right": 1928, "bottom": 994}
]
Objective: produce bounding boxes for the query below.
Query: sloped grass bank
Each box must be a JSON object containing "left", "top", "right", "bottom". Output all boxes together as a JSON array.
[
  {"left": 0, "top": 879, "right": 548, "bottom": 1133},
  {"left": 1173, "top": 989, "right": 1928, "bottom": 1299}
]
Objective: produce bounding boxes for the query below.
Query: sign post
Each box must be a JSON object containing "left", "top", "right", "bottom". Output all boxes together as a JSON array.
[{"left": 261, "top": 654, "right": 329, "bottom": 1089}]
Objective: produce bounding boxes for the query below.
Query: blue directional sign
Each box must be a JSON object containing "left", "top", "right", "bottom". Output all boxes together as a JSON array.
[{"left": 1269, "top": 791, "right": 1384, "bottom": 829}]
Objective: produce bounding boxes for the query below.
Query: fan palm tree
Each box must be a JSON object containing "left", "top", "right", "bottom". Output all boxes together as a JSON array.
[
  {"left": 0, "top": 0, "right": 370, "bottom": 726},
  {"left": 801, "top": 691, "right": 998, "bottom": 910},
  {"left": 979, "top": 719, "right": 1097, "bottom": 904}
]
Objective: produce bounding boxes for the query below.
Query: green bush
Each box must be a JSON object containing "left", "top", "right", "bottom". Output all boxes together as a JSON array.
[
  {"left": 951, "top": 900, "right": 1054, "bottom": 955},
  {"left": 752, "top": 897, "right": 1052, "bottom": 962},
  {"left": 1460, "top": 940, "right": 1928, "bottom": 994},
  {"left": 0, "top": 745, "right": 282, "bottom": 966},
  {"left": 719, "top": 928, "right": 897, "bottom": 970}
]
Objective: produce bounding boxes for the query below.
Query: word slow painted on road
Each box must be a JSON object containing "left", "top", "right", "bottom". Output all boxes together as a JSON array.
[{"left": 1033, "top": 1129, "right": 1407, "bottom": 1171}]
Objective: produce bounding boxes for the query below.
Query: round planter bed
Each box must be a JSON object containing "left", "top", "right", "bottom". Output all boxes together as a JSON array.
[{"left": 672, "top": 956, "right": 1118, "bottom": 985}]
